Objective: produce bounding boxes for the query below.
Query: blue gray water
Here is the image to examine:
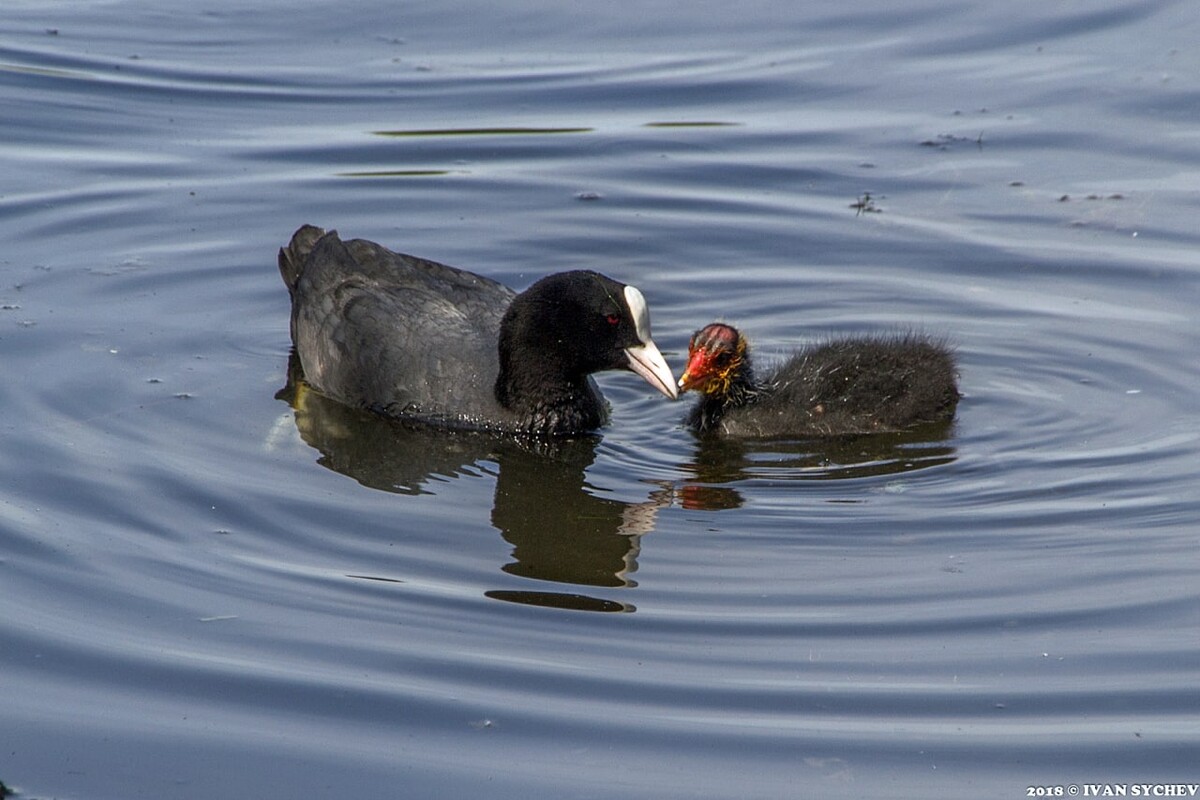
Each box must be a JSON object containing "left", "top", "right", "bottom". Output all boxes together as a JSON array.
[{"left": 2, "top": 1, "right": 1197, "bottom": 798}]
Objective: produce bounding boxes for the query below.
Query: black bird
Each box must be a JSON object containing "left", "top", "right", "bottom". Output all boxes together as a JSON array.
[
  {"left": 679, "top": 322, "right": 959, "bottom": 437},
  {"left": 279, "top": 225, "right": 677, "bottom": 436}
]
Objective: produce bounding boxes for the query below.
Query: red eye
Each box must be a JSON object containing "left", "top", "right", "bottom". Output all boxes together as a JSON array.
[{"left": 606, "top": 314, "right": 620, "bottom": 326}]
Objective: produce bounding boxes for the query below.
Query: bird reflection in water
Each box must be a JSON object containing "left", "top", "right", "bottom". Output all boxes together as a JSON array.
[
  {"left": 275, "top": 354, "right": 670, "bottom": 612},
  {"left": 678, "top": 419, "right": 960, "bottom": 504},
  {"left": 275, "top": 354, "right": 959, "bottom": 609}
]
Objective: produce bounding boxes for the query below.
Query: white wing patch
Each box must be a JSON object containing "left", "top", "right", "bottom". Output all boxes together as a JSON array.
[{"left": 624, "top": 284, "right": 652, "bottom": 344}]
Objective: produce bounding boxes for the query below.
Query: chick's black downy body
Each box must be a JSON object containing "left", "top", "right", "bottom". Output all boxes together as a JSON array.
[{"left": 681, "top": 323, "right": 959, "bottom": 438}]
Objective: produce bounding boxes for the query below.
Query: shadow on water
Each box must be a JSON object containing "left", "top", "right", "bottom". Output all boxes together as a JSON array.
[{"left": 276, "top": 354, "right": 669, "bottom": 613}]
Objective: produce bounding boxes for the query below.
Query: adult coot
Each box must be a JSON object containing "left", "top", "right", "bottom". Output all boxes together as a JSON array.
[
  {"left": 279, "top": 225, "right": 677, "bottom": 436},
  {"left": 679, "top": 322, "right": 959, "bottom": 437}
]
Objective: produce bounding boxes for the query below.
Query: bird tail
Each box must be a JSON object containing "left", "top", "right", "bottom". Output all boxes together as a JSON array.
[{"left": 277, "top": 224, "right": 328, "bottom": 296}]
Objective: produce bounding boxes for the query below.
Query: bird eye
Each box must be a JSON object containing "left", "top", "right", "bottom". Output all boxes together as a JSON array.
[{"left": 606, "top": 314, "right": 620, "bottom": 326}]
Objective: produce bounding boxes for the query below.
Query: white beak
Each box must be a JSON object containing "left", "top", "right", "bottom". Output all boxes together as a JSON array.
[{"left": 624, "top": 339, "right": 678, "bottom": 400}]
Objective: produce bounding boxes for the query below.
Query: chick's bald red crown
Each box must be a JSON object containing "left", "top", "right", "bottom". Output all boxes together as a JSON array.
[{"left": 679, "top": 323, "right": 745, "bottom": 394}]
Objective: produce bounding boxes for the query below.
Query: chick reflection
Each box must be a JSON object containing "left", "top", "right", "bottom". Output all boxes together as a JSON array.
[
  {"left": 677, "top": 421, "right": 959, "bottom": 511},
  {"left": 276, "top": 356, "right": 667, "bottom": 608}
]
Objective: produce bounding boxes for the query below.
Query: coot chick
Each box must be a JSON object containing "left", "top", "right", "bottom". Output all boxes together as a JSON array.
[
  {"left": 679, "top": 323, "right": 959, "bottom": 437},
  {"left": 279, "top": 225, "right": 677, "bottom": 436}
]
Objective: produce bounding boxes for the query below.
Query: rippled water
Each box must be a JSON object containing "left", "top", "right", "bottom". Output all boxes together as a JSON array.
[{"left": 2, "top": 1, "right": 1198, "bottom": 798}]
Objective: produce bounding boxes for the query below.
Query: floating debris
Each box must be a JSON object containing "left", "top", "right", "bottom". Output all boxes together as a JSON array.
[
  {"left": 850, "top": 192, "right": 881, "bottom": 215},
  {"left": 919, "top": 132, "right": 980, "bottom": 149},
  {"left": 1058, "top": 192, "right": 1126, "bottom": 203}
]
